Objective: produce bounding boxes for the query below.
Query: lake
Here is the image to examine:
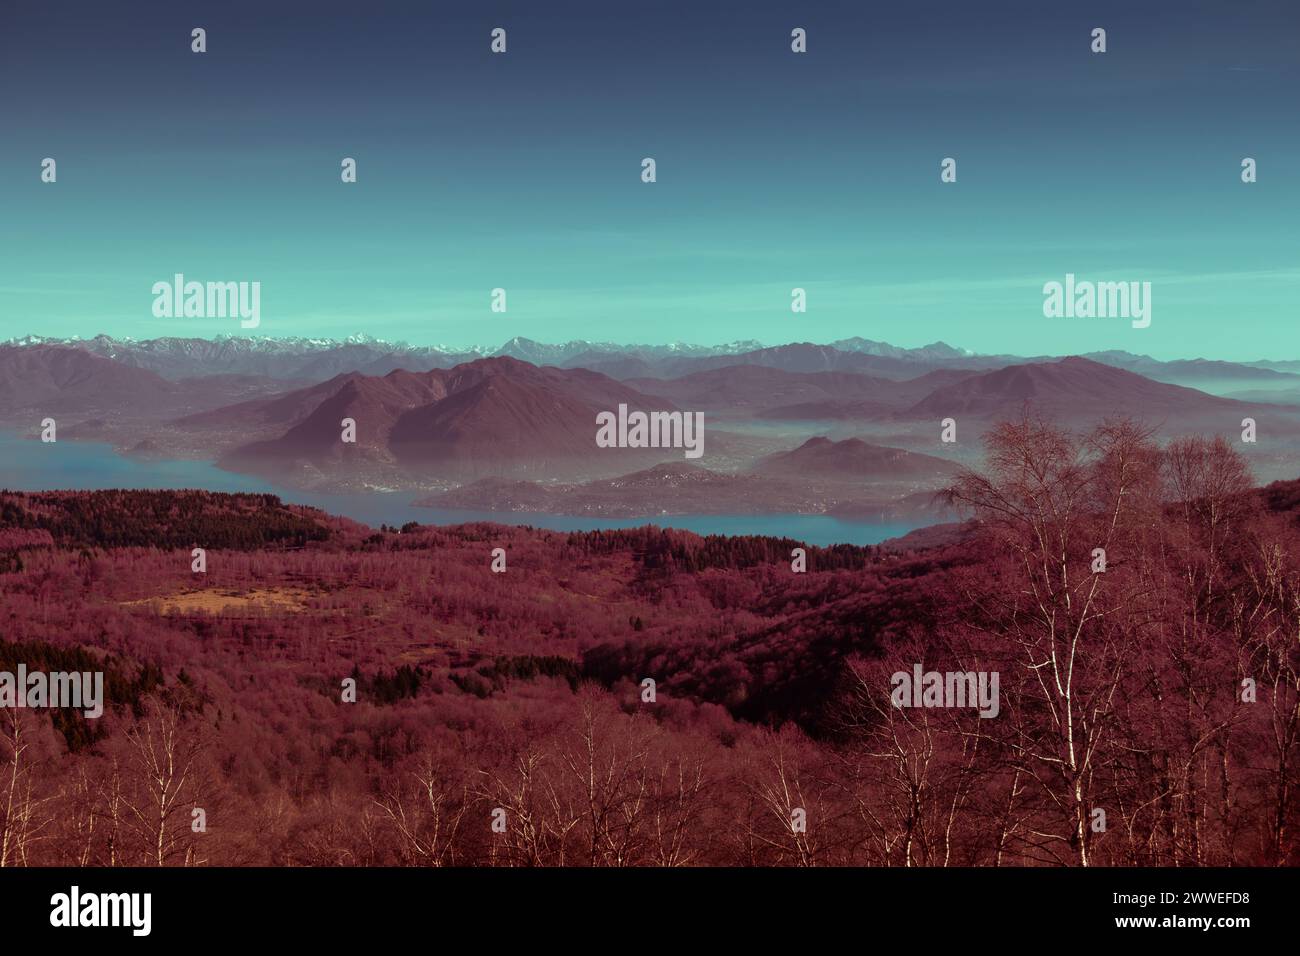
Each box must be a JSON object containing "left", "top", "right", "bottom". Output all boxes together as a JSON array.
[{"left": 0, "top": 432, "right": 924, "bottom": 546}]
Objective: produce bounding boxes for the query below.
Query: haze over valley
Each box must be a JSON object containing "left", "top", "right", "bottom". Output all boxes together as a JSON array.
[{"left": 5, "top": 333, "right": 1300, "bottom": 535}]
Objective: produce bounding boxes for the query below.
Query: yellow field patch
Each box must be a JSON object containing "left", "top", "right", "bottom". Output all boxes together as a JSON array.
[{"left": 124, "top": 587, "right": 315, "bottom": 615}]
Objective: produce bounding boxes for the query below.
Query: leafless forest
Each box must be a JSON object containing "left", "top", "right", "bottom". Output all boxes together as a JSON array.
[{"left": 0, "top": 416, "right": 1297, "bottom": 866}]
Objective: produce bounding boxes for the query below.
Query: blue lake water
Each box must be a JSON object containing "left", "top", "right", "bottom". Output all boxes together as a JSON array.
[{"left": 0, "top": 432, "right": 922, "bottom": 546}]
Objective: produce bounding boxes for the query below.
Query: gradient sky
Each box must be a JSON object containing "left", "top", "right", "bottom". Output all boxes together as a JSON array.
[{"left": 1, "top": 0, "right": 1296, "bottom": 360}]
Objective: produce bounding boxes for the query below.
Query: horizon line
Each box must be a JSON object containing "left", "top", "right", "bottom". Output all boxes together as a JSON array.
[{"left": 4, "top": 331, "right": 1294, "bottom": 368}]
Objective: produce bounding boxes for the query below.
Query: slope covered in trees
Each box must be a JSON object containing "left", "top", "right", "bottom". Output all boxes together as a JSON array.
[
  {"left": 0, "top": 489, "right": 337, "bottom": 549},
  {"left": 0, "top": 425, "right": 1297, "bottom": 867}
]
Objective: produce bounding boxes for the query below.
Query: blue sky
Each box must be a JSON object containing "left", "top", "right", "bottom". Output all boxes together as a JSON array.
[{"left": 1, "top": 0, "right": 1296, "bottom": 359}]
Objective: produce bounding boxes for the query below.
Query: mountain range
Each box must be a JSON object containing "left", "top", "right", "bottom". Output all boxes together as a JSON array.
[
  {"left": 4, "top": 334, "right": 1300, "bottom": 510},
  {"left": 206, "top": 357, "right": 683, "bottom": 481},
  {"left": 8, "top": 332, "right": 1299, "bottom": 397}
]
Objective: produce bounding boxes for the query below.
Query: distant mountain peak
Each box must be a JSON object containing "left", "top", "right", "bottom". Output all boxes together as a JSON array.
[
  {"left": 830, "top": 337, "right": 973, "bottom": 360},
  {"left": 755, "top": 435, "right": 959, "bottom": 481}
]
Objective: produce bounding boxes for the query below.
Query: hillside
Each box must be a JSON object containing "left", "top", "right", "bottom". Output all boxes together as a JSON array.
[
  {"left": 0, "top": 455, "right": 1296, "bottom": 866},
  {"left": 905, "top": 356, "right": 1255, "bottom": 421},
  {"left": 753, "top": 436, "right": 960, "bottom": 481}
]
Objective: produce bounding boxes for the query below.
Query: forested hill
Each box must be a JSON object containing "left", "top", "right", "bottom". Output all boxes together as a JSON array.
[
  {"left": 0, "top": 452, "right": 1296, "bottom": 867},
  {"left": 0, "top": 489, "right": 338, "bottom": 549}
]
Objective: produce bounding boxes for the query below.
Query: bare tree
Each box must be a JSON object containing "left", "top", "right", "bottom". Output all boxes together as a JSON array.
[
  {"left": 119, "top": 695, "right": 209, "bottom": 866},
  {"left": 943, "top": 415, "right": 1161, "bottom": 865},
  {"left": 374, "top": 752, "right": 470, "bottom": 866},
  {"left": 0, "top": 710, "right": 55, "bottom": 867}
]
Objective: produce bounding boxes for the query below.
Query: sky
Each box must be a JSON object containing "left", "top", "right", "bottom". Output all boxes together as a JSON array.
[{"left": 0, "top": 0, "right": 1296, "bottom": 360}]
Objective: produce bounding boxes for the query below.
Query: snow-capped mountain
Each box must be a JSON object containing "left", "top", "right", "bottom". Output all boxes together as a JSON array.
[{"left": 1, "top": 334, "right": 774, "bottom": 381}]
